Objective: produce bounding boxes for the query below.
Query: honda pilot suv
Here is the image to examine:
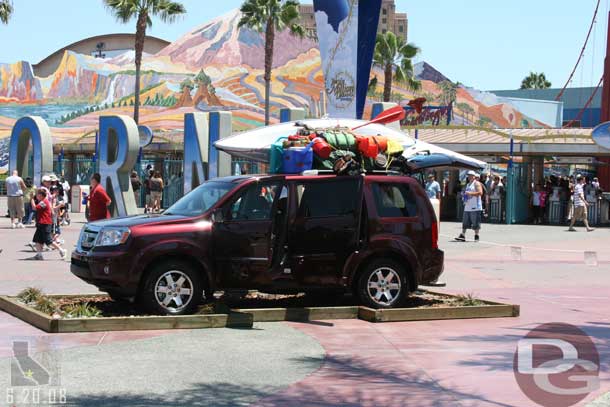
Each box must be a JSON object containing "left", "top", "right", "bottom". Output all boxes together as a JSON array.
[{"left": 71, "top": 173, "right": 444, "bottom": 315}]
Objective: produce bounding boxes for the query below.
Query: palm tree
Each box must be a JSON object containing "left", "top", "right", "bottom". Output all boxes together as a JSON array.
[
  {"left": 373, "top": 31, "right": 420, "bottom": 102},
  {"left": 438, "top": 80, "right": 458, "bottom": 107},
  {"left": 520, "top": 72, "right": 552, "bottom": 89},
  {"left": 0, "top": 0, "right": 13, "bottom": 24},
  {"left": 238, "top": 0, "right": 304, "bottom": 125},
  {"left": 104, "top": 0, "right": 186, "bottom": 123}
]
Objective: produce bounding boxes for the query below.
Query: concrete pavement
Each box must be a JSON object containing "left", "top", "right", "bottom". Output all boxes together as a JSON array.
[{"left": 0, "top": 195, "right": 609, "bottom": 406}]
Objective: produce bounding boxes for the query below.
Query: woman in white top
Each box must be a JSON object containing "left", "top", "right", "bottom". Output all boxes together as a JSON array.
[{"left": 455, "top": 170, "right": 484, "bottom": 242}]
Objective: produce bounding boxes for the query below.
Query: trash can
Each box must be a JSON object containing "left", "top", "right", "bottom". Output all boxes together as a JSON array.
[{"left": 71, "top": 185, "right": 90, "bottom": 213}]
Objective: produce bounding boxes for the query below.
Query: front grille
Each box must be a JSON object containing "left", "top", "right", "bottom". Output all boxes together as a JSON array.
[{"left": 78, "top": 226, "right": 100, "bottom": 252}]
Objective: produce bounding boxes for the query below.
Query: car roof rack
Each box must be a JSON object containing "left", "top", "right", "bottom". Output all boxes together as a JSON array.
[{"left": 300, "top": 169, "right": 404, "bottom": 176}]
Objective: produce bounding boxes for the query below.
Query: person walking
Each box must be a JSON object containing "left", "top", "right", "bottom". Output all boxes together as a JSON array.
[
  {"left": 22, "top": 177, "right": 37, "bottom": 225},
  {"left": 149, "top": 171, "right": 164, "bottom": 213},
  {"left": 455, "top": 170, "right": 484, "bottom": 242},
  {"left": 425, "top": 173, "right": 441, "bottom": 200},
  {"left": 568, "top": 175, "right": 594, "bottom": 232},
  {"left": 6, "top": 170, "right": 26, "bottom": 229},
  {"left": 88, "top": 173, "right": 111, "bottom": 222},
  {"left": 130, "top": 171, "right": 142, "bottom": 207},
  {"left": 29, "top": 188, "right": 66, "bottom": 260}
]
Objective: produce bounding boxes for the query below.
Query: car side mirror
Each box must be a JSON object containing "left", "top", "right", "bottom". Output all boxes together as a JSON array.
[{"left": 211, "top": 208, "right": 225, "bottom": 223}]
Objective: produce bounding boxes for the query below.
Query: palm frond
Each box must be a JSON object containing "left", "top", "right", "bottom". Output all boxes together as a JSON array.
[
  {"left": 153, "top": 0, "right": 186, "bottom": 23},
  {"left": 103, "top": 0, "right": 138, "bottom": 23},
  {"left": 0, "top": 0, "right": 13, "bottom": 25}
]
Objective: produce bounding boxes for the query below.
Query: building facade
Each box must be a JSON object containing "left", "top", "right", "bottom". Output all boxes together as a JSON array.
[
  {"left": 490, "top": 87, "right": 601, "bottom": 128},
  {"left": 33, "top": 33, "right": 170, "bottom": 77},
  {"left": 298, "top": 0, "right": 408, "bottom": 41}
]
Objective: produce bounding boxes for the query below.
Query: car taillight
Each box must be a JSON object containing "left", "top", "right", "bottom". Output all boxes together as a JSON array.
[{"left": 431, "top": 221, "right": 438, "bottom": 249}]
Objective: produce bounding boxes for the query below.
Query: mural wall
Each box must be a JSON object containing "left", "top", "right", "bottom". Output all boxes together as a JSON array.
[{"left": 0, "top": 8, "right": 550, "bottom": 170}]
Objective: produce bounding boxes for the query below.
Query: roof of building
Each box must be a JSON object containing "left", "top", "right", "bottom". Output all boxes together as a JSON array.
[
  {"left": 405, "top": 126, "right": 593, "bottom": 144},
  {"left": 489, "top": 87, "right": 601, "bottom": 110}
]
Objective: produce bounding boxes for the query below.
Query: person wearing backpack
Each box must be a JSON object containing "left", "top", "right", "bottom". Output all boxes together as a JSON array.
[
  {"left": 130, "top": 171, "right": 142, "bottom": 208},
  {"left": 149, "top": 171, "right": 164, "bottom": 213}
]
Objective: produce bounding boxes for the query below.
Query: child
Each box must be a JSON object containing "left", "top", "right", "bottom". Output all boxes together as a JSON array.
[
  {"left": 50, "top": 185, "right": 65, "bottom": 244},
  {"left": 532, "top": 184, "right": 547, "bottom": 225},
  {"left": 30, "top": 188, "right": 66, "bottom": 260}
]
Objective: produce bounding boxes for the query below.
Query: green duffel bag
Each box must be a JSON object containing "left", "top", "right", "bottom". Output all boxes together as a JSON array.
[{"left": 323, "top": 131, "right": 358, "bottom": 153}]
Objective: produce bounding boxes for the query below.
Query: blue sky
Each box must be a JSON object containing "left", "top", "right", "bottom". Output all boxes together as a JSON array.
[{"left": 0, "top": 0, "right": 607, "bottom": 91}]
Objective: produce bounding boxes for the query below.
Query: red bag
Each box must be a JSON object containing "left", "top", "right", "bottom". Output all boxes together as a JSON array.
[{"left": 311, "top": 137, "right": 332, "bottom": 159}]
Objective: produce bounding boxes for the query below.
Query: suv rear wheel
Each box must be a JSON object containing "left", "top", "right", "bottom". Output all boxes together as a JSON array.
[
  {"left": 140, "top": 260, "right": 203, "bottom": 315},
  {"left": 357, "top": 259, "right": 409, "bottom": 309}
]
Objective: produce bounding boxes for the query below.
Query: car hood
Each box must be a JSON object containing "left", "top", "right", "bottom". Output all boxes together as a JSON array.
[{"left": 87, "top": 214, "right": 190, "bottom": 228}]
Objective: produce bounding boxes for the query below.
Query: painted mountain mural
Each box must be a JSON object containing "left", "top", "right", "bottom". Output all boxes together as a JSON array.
[{"left": 0, "top": 7, "right": 549, "bottom": 155}]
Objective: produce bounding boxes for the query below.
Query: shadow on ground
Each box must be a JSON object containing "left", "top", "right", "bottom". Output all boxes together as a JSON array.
[{"left": 64, "top": 354, "right": 516, "bottom": 407}]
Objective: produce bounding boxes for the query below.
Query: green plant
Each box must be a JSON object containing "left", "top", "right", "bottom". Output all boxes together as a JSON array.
[
  {"left": 520, "top": 71, "right": 551, "bottom": 89},
  {"left": 17, "top": 287, "right": 44, "bottom": 304},
  {"left": 104, "top": 0, "right": 186, "bottom": 123},
  {"left": 62, "top": 302, "right": 102, "bottom": 318},
  {"left": 238, "top": 0, "right": 304, "bottom": 125},
  {"left": 454, "top": 293, "right": 485, "bottom": 307},
  {"left": 34, "top": 297, "right": 58, "bottom": 315},
  {"left": 0, "top": 0, "right": 13, "bottom": 25},
  {"left": 373, "top": 31, "right": 420, "bottom": 102}
]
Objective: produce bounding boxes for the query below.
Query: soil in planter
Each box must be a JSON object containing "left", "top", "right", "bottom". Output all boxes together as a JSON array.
[{"left": 17, "top": 290, "right": 486, "bottom": 319}]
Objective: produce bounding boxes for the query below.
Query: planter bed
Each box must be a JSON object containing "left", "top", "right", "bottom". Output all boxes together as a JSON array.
[{"left": 0, "top": 290, "right": 519, "bottom": 333}]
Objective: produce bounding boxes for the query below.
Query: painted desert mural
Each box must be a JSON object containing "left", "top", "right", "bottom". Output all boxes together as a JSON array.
[{"left": 0, "top": 8, "right": 547, "bottom": 169}]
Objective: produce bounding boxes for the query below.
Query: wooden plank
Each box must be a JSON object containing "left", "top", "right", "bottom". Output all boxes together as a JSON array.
[
  {"left": 371, "top": 305, "right": 516, "bottom": 323},
  {"left": 0, "top": 296, "right": 54, "bottom": 333},
  {"left": 232, "top": 306, "right": 360, "bottom": 322},
  {"left": 357, "top": 307, "right": 379, "bottom": 322},
  {"left": 56, "top": 313, "right": 252, "bottom": 333}
]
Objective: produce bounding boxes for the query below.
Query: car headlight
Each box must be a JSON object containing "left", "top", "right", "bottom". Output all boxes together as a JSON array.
[{"left": 95, "top": 227, "right": 131, "bottom": 246}]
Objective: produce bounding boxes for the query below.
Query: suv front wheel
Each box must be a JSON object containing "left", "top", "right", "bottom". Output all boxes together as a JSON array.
[
  {"left": 357, "top": 259, "right": 409, "bottom": 309},
  {"left": 140, "top": 260, "right": 203, "bottom": 315}
]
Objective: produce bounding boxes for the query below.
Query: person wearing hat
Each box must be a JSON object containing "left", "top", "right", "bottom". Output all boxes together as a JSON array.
[
  {"left": 425, "top": 173, "right": 441, "bottom": 200},
  {"left": 568, "top": 175, "right": 594, "bottom": 232},
  {"left": 455, "top": 170, "right": 484, "bottom": 242}
]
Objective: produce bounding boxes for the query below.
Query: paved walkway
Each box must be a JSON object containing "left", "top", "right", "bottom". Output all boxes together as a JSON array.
[{"left": 0, "top": 195, "right": 608, "bottom": 406}]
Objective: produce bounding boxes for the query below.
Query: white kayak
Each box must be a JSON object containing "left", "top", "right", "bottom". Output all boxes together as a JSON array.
[{"left": 214, "top": 118, "right": 485, "bottom": 170}]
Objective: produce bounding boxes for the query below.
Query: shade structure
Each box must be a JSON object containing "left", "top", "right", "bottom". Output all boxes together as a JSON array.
[{"left": 214, "top": 119, "right": 485, "bottom": 170}]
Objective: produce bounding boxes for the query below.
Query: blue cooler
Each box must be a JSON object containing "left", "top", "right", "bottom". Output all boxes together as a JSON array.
[{"left": 283, "top": 143, "right": 313, "bottom": 174}]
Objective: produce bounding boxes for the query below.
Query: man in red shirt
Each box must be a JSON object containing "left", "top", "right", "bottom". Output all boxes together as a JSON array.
[
  {"left": 88, "top": 173, "right": 112, "bottom": 222},
  {"left": 30, "top": 188, "right": 66, "bottom": 260}
]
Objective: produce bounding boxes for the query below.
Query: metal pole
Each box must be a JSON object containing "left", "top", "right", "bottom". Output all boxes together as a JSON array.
[{"left": 601, "top": 11, "right": 610, "bottom": 122}]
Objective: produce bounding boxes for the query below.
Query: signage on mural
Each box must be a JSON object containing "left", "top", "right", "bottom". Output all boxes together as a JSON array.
[
  {"left": 8, "top": 114, "right": 232, "bottom": 217},
  {"left": 326, "top": 71, "right": 356, "bottom": 109},
  {"left": 314, "top": 0, "right": 381, "bottom": 119}
]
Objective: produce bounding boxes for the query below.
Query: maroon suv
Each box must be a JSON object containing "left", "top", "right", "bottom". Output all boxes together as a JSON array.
[{"left": 71, "top": 173, "right": 443, "bottom": 314}]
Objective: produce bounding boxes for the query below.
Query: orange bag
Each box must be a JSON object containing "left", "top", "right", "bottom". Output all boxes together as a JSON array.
[{"left": 356, "top": 136, "right": 379, "bottom": 158}]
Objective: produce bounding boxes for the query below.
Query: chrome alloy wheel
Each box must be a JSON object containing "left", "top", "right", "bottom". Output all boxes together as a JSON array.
[
  {"left": 154, "top": 270, "right": 194, "bottom": 313},
  {"left": 367, "top": 267, "right": 402, "bottom": 306}
]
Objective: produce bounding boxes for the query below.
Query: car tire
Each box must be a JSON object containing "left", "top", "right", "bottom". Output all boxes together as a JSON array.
[
  {"left": 356, "top": 259, "right": 409, "bottom": 309},
  {"left": 139, "top": 260, "right": 204, "bottom": 315}
]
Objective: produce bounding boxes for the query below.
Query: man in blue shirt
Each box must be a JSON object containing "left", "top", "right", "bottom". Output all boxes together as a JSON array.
[{"left": 425, "top": 173, "right": 441, "bottom": 200}]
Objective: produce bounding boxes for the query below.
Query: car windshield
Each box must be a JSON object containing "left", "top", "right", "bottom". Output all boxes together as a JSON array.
[{"left": 164, "top": 181, "right": 235, "bottom": 217}]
